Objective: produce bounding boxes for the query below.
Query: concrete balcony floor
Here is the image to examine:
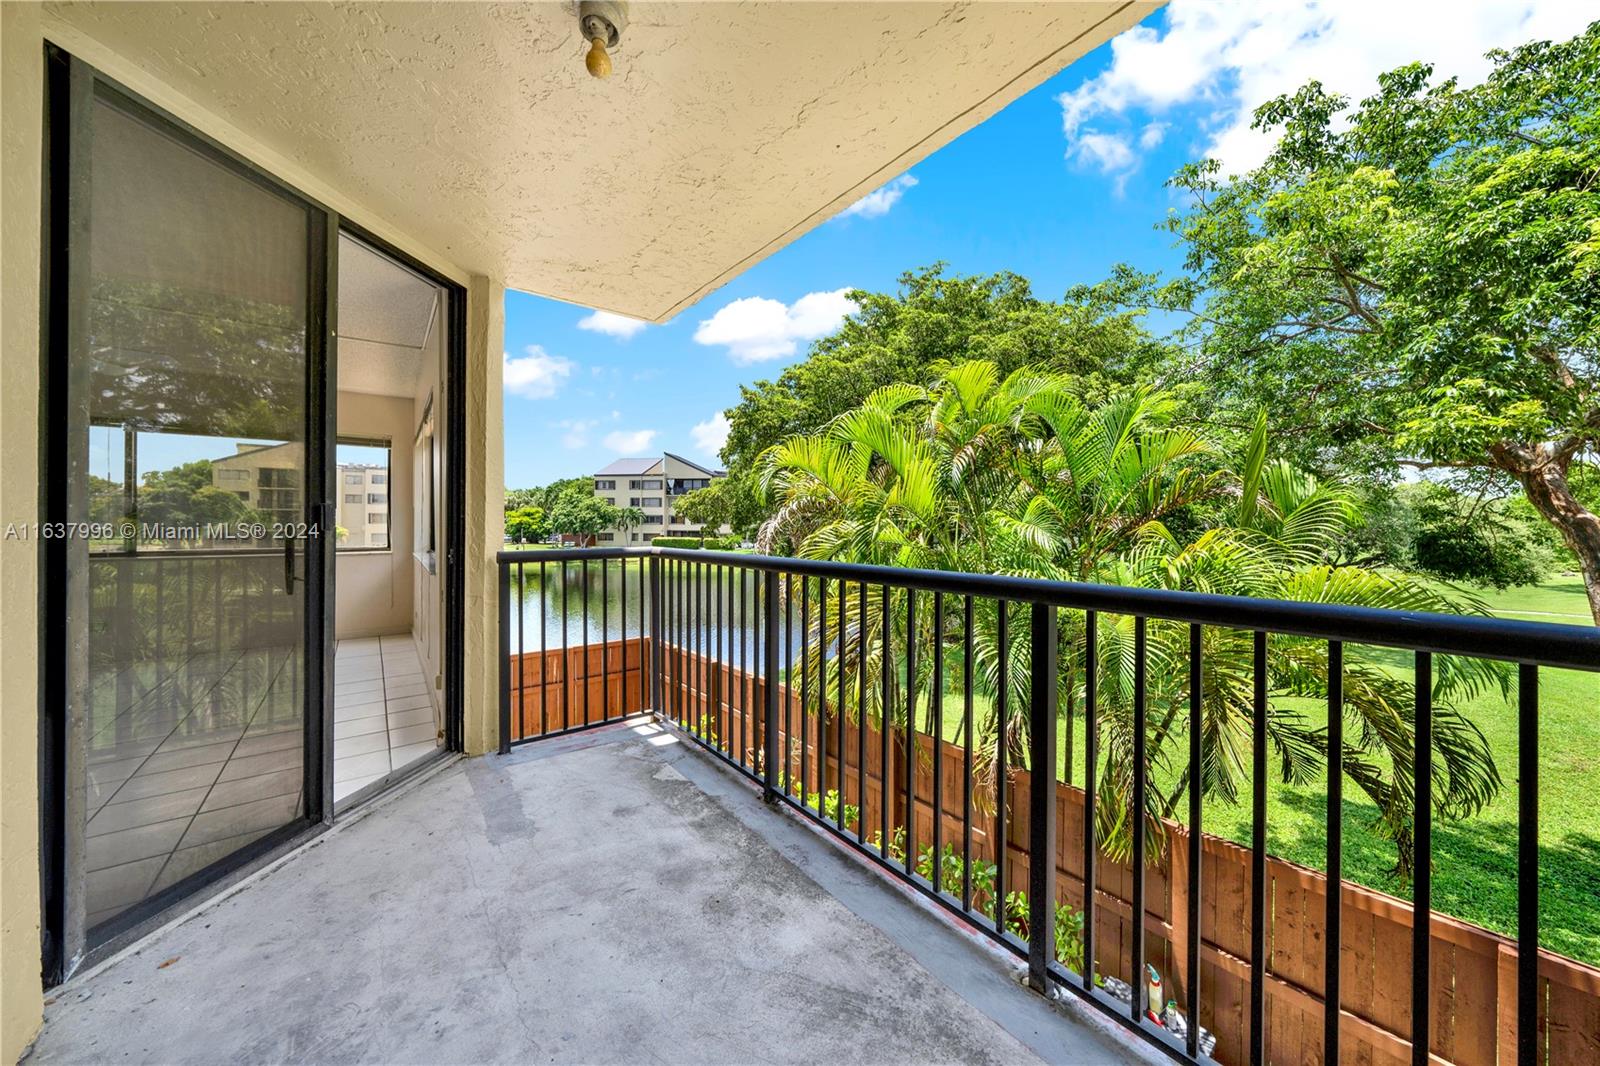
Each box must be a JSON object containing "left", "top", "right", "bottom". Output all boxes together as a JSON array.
[{"left": 28, "top": 721, "right": 1147, "bottom": 1065}]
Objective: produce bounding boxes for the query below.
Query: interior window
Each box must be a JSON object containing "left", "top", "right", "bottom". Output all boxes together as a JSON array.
[{"left": 335, "top": 439, "right": 390, "bottom": 550}]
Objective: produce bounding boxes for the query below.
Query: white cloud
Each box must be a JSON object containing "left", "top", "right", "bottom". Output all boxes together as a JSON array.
[
  {"left": 1057, "top": 1, "right": 1594, "bottom": 176},
  {"left": 841, "top": 173, "right": 919, "bottom": 219},
  {"left": 690, "top": 412, "right": 730, "bottom": 458},
  {"left": 557, "top": 418, "right": 598, "bottom": 449},
  {"left": 503, "top": 346, "right": 574, "bottom": 399},
  {"left": 577, "top": 309, "right": 648, "bottom": 340},
  {"left": 1073, "top": 131, "right": 1136, "bottom": 175},
  {"left": 693, "top": 289, "right": 857, "bottom": 365},
  {"left": 1138, "top": 122, "right": 1168, "bottom": 150},
  {"left": 603, "top": 428, "right": 657, "bottom": 454}
]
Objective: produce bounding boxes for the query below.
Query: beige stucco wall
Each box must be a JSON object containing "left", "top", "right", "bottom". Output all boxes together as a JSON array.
[
  {"left": 335, "top": 392, "right": 416, "bottom": 641},
  {"left": 1, "top": 5, "right": 47, "bottom": 1059},
  {"left": 0, "top": 13, "right": 506, "bottom": 1059},
  {"left": 462, "top": 275, "right": 506, "bottom": 757}
]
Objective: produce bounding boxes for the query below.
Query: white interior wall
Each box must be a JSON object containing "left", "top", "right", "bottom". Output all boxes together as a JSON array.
[
  {"left": 411, "top": 301, "right": 445, "bottom": 710},
  {"left": 334, "top": 390, "right": 414, "bottom": 640}
]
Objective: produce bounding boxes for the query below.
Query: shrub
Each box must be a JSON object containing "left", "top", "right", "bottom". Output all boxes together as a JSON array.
[{"left": 651, "top": 535, "right": 739, "bottom": 550}]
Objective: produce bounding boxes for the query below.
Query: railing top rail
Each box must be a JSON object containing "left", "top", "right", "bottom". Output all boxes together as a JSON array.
[{"left": 496, "top": 546, "right": 1600, "bottom": 671}]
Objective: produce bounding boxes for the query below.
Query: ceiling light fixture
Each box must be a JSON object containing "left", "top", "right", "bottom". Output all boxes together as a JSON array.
[{"left": 579, "top": 1, "right": 627, "bottom": 79}]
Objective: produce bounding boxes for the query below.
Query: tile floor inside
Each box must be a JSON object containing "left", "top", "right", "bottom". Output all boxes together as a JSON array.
[
  {"left": 332, "top": 634, "right": 442, "bottom": 803},
  {"left": 80, "top": 633, "right": 441, "bottom": 931},
  {"left": 82, "top": 644, "right": 306, "bottom": 931}
]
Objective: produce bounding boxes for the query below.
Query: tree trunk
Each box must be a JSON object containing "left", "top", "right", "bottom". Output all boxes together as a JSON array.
[{"left": 1494, "top": 443, "right": 1600, "bottom": 625}]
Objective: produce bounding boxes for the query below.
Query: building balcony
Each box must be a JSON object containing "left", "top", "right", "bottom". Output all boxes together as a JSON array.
[
  {"left": 489, "top": 548, "right": 1600, "bottom": 1066},
  {"left": 27, "top": 722, "right": 1145, "bottom": 1065}
]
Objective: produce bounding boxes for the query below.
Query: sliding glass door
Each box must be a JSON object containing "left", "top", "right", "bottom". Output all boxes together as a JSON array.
[{"left": 49, "top": 55, "right": 332, "bottom": 962}]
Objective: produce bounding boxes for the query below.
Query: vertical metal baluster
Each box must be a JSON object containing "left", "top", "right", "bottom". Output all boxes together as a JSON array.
[
  {"left": 685, "top": 559, "right": 692, "bottom": 731},
  {"left": 649, "top": 556, "right": 661, "bottom": 719},
  {"left": 763, "top": 568, "right": 779, "bottom": 802},
  {"left": 621, "top": 558, "right": 628, "bottom": 716},
  {"left": 561, "top": 561, "right": 570, "bottom": 732},
  {"left": 716, "top": 564, "right": 725, "bottom": 754},
  {"left": 1325, "top": 639, "right": 1343, "bottom": 1063},
  {"left": 996, "top": 600, "right": 1009, "bottom": 935},
  {"left": 1083, "top": 610, "right": 1098, "bottom": 990},
  {"left": 1517, "top": 662, "right": 1538, "bottom": 1066},
  {"left": 1250, "top": 630, "right": 1268, "bottom": 1063},
  {"left": 497, "top": 559, "right": 511, "bottom": 754},
  {"left": 932, "top": 591, "right": 944, "bottom": 894},
  {"left": 837, "top": 579, "right": 847, "bottom": 831},
  {"left": 692, "top": 560, "right": 701, "bottom": 740},
  {"left": 1188, "top": 623, "right": 1204, "bottom": 1056},
  {"left": 784, "top": 573, "right": 795, "bottom": 796},
  {"left": 582, "top": 557, "right": 590, "bottom": 727},
  {"left": 602, "top": 558, "right": 610, "bottom": 722},
  {"left": 736, "top": 563, "right": 742, "bottom": 755},
  {"left": 801, "top": 577, "right": 810, "bottom": 804},
  {"left": 540, "top": 560, "right": 549, "bottom": 735},
  {"left": 858, "top": 580, "right": 868, "bottom": 844},
  {"left": 1028, "top": 601, "right": 1058, "bottom": 993},
  {"left": 700, "top": 561, "right": 709, "bottom": 744},
  {"left": 745, "top": 563, "right": 752, "bottom": 765},
  {"left": 964, "top": 595, "right": 975, "bottom": 913},
  {"left": 671, "top": 559, "right": 680, "bottom": 724},
  {"left": 881, "top": 583, "right": 892, "bottom": 855},
  {"left": 517, "top": 561, "right": 526, "bottom": 740},
  {"left": 1132, "top": 615, "right": 1147, "bottom": 1022},
  {"left": 1413, "top": 650, "right": 1433, "bottom": 1066},
  {"left": 904, "top": 587, "right": 917, "bottom": 875},
  {"left": 819, "top": 577, "right": 829, "bottom": 813}
]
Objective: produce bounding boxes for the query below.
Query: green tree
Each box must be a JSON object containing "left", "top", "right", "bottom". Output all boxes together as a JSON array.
[
  {"left": 138, "top": 459, "right": 262, "bottom": 534},
  {"left": 760, "top": 362, "right": 1502, "bottom": 875},
  {"left": 616, "top": 506, "right": 645, "bottom": 542},
  {"left": 672, "top": 477, "right": 761, "bottom": 544},
  {"left": 723, "top": 264, "right": 1168, "bottom": 479},
  {"left": 548, "top": 494, "right": 622, "bottom": 545},
  {"left": 504, "top": 505, "right": 547, "bottom": 543},
  {"left": 1101, "top": 25, "right": 1600, "bottom": 620}
]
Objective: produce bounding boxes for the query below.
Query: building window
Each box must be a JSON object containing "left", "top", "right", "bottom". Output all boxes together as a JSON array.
[
  {"left": 336, "top": 439, "right": 390, "bottom": 550},
  {"left": 640, "top": 497, "right": 662, "bottom": 507},
  {"left": 642, "top": 515, "right": 662, "bottom": 525},
  {"left": 597, "top": 532, "right": 614, "bottom": 542},
  {"left": 629, "top": 478, "right": 663, "bottom": 490},
  {"left": 595, "top": 479, "right": 615, "bottom": 490}
]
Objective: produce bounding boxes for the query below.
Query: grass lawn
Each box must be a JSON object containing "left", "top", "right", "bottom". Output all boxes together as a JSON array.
[{"left": 909, "top": 576, "right": 1598, "bottom": 964}]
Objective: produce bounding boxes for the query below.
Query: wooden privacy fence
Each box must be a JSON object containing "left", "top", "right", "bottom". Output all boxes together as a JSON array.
[{"left": 508, "top": 637, "right": 1600, "bottom": 1065}]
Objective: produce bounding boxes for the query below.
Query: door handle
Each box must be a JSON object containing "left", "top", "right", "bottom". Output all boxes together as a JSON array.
[{"left": 284, "top": 531, "right": 298, "bottom": 595}]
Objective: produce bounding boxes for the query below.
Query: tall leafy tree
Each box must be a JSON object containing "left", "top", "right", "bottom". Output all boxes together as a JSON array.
[
  {"left": 722, "top": 264, "right": 1169, "bottom": 478},
  {"left": 1098, "top": 24, "right": 1600, "bottom": 620},
  {"left": 760, "top": 362, "right": 1502, "bottom": 875},
  {"left": 548, "top": 495, "right": 622, "bottom": 545}
]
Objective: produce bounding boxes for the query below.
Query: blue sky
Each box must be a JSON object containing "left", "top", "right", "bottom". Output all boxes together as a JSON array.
[{"left": 502, "top": 1, "right": 1588, "bottom": 490}]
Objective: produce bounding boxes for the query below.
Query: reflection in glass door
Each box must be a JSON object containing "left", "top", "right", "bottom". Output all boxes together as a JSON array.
[{"left": 54, "top": 65, "right": 329, "bottom": 953}]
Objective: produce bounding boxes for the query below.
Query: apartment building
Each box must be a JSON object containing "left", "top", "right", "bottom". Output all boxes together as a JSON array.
[
  {"left": 208, "top": 441, "right": 304, "bottom": 527},
  {"left": 335, "top": 461, "right": 390, "bottom": 549},
  {"left": 593, "top": 453, "right": 728, "bottom": 544}
]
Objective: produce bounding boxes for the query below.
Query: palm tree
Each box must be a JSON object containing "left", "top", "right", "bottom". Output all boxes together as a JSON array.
[{"left": 758, "top": 362, "right": 1502, "bottom": 877}]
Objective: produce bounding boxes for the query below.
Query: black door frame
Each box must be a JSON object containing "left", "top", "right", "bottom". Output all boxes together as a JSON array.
[
  {"left": 38, "top": 45, "right": 467, "bottom": 984},
  {"left": 327, "top": 220, "right": 469, "bottom": 811}
]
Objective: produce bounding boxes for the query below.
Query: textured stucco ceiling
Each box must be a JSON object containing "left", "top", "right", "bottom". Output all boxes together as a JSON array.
[
  {"left": 43, "top": 2, "right": 1154, "bottom": 322},
  {"left": 337, "top": 234, "right": 441, "bottom": 399}
]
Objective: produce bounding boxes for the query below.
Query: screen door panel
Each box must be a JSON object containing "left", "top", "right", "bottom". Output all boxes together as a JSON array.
[{"left": 64, "top": 80, "right": 323, "bottom": 942}]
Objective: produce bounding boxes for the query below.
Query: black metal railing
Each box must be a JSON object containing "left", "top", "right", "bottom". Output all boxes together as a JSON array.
[{"left": 497, "top": 547, "right": 1600, "bottom": 1066}]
